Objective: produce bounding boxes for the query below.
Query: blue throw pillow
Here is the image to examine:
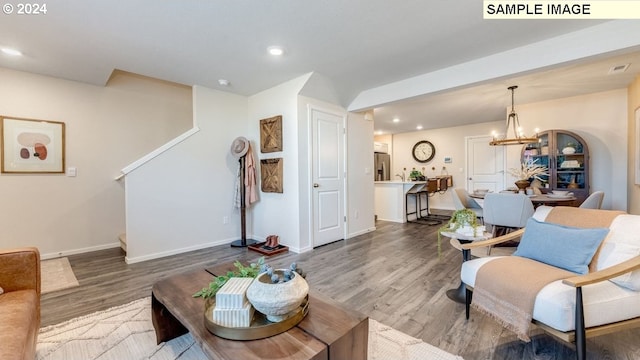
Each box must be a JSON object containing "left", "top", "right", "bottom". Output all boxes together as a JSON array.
[{"left": 513, "top": 218, "right": 609, "bottom": 274}]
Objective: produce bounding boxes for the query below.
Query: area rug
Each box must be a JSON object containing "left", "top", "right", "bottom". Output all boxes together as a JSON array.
[
  {"left": 41, "top": 257, "right": 80, "bottom": 294},
  {"left": 36, "top": 297, "right": 464, "bottom": 360}
]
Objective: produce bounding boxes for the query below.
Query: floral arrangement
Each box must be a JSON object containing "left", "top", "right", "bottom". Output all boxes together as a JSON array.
[
  {"left": 437, "top": 209, "right": 483, "bottom": 257},
  {"left": 507, "top": 159, "right": 548, "bottom": 181}
]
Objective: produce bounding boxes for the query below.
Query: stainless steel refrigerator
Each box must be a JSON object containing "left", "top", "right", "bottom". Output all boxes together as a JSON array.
[{"left": 374, "top": 153, "right": 391, "bottom": 181}]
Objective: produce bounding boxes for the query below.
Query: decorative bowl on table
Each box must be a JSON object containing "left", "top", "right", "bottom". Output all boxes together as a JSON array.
[
  {"left": 454, "top": 224, "right": 487, "bottom": 237},
  {"left": 474, "top": 189, "right": 489, "bottom": 195},
  {"left": 246, "top": 270, "right": 309, "bottom": 322},
  {"left": 552, "top": 190, "right": 570, "bottom": 196}
]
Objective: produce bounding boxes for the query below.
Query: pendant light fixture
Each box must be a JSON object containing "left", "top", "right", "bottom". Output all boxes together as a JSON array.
[{"left": 490, "top": 85, "right": 539, "bottom": 146}]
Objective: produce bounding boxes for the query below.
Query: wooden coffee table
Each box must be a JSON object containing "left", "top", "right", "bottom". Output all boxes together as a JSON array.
[{"left": 151, "top": 264, "right": 368, "bottom": 360}]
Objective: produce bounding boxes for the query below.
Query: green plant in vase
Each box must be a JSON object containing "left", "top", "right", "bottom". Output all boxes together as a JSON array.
[
  {"left": 437, "top": 209, "right": 482, "bottom": 257},
  {"left": 409, "top": 168, "right": 422, "bottom": 181}
]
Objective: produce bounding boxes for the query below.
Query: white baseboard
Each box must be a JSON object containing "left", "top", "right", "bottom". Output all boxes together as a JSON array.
[
  {"left": 347, "top": 227, "right": 376, "bottom": 238},
  {"left": 40, "top": 242, "right": 121, "bottom": 260},
  {"left": 288, "top": 245, "right": 309, "bottom": 253},
  {"left": 124, "top": 237, "right": 236, "bottom": 264}
]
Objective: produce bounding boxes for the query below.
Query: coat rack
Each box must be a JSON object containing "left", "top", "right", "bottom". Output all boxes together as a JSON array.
[{"left": 231, "top": 154, "right": 258, "bottom": 247}]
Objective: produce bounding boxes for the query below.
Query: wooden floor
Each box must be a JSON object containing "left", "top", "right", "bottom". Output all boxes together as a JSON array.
[{"left": 42, "top": 218, "right": 640, "bottom": 360}]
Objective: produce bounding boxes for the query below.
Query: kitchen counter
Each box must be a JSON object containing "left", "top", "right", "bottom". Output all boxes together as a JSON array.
[{"left": 374, "top": 181, "right": 427, "bottom": 223}]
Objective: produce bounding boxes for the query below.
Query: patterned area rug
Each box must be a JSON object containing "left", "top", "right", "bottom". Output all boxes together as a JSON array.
[
  {"left": 41, "top": 257, "right": 80, "bottom": 294},
  {"left": 37, "top": 297, "right": 464, "bottom": 360}
]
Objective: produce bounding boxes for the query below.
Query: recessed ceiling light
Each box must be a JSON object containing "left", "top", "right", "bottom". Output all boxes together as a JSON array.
[
  {"left": 218, "top": 79, "right": 230, "bottom": 86},
  {"left": 267, "top": 46, "right": 284, "bottom": 56},
  {"left": 416, "top": 125, "right": 423, "bottom": 130},
  {"left": 375, "top": 130, "right": 383, "bottom": 135},
  {"left": 392, "top": 118, "right": 400, "bottom": 123},
  {"left": 1, "top": 47, "right": 22, "bottom": 56}
]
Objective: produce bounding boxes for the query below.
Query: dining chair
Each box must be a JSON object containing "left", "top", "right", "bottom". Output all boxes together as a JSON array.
[
  {"left": 482, "top": 192, "right": 535, "bottom": 254},
  {"left": 452, "top": 188, "right": 483, "bottom": 223},
  {"left": 579, "top": 191, "right": 604, "bottom": 209}
]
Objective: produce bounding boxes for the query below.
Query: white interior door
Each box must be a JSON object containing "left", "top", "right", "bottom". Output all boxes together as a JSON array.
[
  {"left": 466, "top": 135, "right": 505, "bottom": 193},
  {"left": 311, "top": 108, "right": 345, "bottom": 247}
]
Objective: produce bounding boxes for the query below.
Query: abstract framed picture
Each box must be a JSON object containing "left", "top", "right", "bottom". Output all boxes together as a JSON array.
[
  {"left": 1, "top": 116, "right": 65, "bottom": 173},
  {"left": 260, "top": 158, "right": 283, "bottom": 193},
  {"left": 260, "top": 115, "right": 282, "bottom": 153}
]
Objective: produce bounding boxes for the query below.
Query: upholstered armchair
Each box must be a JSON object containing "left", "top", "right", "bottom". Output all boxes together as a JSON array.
[
  {"left": 459, "top": 207, "right": 640, "bottom": 360},
  {"left": 579, "top": 191, "right": 605, "bottom": 209},
  {"left": 0, "top": 247, "right": 41, "bottom": 360}
]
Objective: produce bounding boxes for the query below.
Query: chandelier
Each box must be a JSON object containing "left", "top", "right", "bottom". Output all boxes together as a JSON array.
[{"left": 489, "top": 85, "right": 539, "bottom": 146}]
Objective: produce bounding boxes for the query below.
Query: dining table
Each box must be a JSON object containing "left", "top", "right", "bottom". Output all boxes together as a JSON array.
[{"left": 469, "top": 192, "right": 577, "bottom": 207}]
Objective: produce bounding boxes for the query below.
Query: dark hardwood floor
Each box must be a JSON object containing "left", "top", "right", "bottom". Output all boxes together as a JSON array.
[{"left": 42, "top": 218, "right": 640, "bottom": 359}]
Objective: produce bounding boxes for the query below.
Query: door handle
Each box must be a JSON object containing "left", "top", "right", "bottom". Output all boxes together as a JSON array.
[{"left": 313, "top": 183, "right": 320, "bottom": 188}]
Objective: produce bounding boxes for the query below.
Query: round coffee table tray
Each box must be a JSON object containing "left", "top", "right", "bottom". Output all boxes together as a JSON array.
[{"left": 203, "top": 296, "right": 309, "bottom": 340}]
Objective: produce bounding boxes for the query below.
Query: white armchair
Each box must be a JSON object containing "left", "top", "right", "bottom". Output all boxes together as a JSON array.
[
  {"left": 579, "top": 191, "right": 605, "bottom": 209},
  {"left": 460, "top": 206, "right": 640, "bottom": 360}
]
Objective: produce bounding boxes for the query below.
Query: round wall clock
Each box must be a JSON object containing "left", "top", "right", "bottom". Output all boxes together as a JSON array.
[{"left": 412, "top": 140, "right": 435, "bottom": 163}]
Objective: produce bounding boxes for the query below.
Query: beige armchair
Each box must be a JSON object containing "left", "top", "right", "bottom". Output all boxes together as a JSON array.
[{"left": 460, "top": 207, "right": 640, "bottom": 360}]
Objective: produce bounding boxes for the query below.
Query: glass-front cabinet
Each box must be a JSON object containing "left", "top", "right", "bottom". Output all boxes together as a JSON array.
[{"left": 521, "top": 129, "right": 589, "bottom": 203}]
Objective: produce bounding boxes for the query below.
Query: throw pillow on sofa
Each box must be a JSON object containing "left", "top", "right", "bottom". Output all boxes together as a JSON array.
[{"left": 514, "top": 218, "right": 609, "bottom": 274}]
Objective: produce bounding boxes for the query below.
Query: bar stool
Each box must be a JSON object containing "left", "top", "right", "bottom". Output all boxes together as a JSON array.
[
  {"left": 417, "top": 178, "right": 438, "bottom": 218},
  {"left": 405, "top": 183, "right": 425, "bottom": 222}
]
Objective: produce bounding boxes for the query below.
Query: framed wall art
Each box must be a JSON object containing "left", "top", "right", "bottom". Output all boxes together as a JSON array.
[
  {"left": 1, "top": 116, "right": 65, "bottom": 173},
  {"left": 260, "top": 115, "right": 282, "bottom": 153},
  {"left": 260, "top": 158, "right": 283, "bottom": 193}
]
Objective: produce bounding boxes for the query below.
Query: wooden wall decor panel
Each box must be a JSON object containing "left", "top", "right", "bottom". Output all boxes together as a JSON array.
[
  {"left": 261, "top": 158, "right": 283, "bottom": 193},
  {"left": 260, "top": 115, "right": 282, "bottom": 153}
]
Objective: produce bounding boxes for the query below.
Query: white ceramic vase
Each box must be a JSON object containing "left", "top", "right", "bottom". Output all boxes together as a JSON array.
[{"left": 246, "top": 270, "right": 309, "bottom": 322}]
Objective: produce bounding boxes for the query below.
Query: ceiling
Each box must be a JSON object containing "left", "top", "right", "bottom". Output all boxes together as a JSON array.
[
  {"left": 374, "top": 51, "right": 640, "bottom": 134},
  {"left": 1, "top": 1, "right": 638, "bottom": 134}
]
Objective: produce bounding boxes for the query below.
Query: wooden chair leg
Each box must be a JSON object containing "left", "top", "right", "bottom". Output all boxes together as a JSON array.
[
  {"left": 575, "top": 287, "right": 586, "bottom": 360},
  {"left": 465, "top": 288, "right": 472, "bottom": 320}
]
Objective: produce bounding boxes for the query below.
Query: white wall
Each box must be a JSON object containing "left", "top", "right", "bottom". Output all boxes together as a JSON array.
[
  {"left": 346, "top": 112, "right": 376, "bottom": 236},
  {"left": 391, "top": 89, "right": 628, "bottom": 211},
  {"left": 125, "top": 86, "right": 247, "bottom": 263},
  {"left": 248, "top": 75, "right": 310, "bottom": 252},
  {"left": 628, "top": 75, "right": 640, "bottom": 215},
  {"left": 125, "top": 72, "right": 376, "bottom": 261},
  {"left": 0, "top": 68, "right": 192, "bottom": 258}
]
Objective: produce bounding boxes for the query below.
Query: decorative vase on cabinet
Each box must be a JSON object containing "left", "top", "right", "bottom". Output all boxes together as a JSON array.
[{"left": 521, "top": 129, "right": 589, "bottom": 205}]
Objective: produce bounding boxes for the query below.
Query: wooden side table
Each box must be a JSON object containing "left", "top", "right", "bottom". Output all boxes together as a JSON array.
[{"left": 441, "top": 231, "right": 492, "bottom": 304}]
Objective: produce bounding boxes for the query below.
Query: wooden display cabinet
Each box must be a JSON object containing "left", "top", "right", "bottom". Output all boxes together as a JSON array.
[{"left": 521, "top": 129, "right": 589, "bottom": 204}]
